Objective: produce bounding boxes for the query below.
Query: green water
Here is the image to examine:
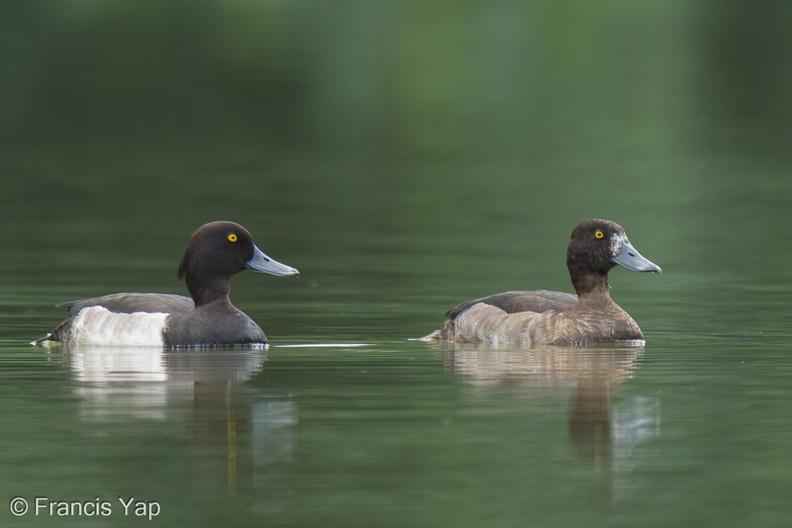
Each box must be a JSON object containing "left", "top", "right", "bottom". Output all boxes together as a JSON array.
[{"left": 2, "top": 2, "right": 792, "bottom": 527}]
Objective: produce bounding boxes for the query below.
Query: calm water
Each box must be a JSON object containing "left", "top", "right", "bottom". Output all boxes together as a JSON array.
[{"left": 2, "top": 2, "right": 792, "bottom": 527}]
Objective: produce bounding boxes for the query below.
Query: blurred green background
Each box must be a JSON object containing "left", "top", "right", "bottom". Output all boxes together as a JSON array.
[{"left": 2, "top": 0, "right": 792, "bottom": 339}]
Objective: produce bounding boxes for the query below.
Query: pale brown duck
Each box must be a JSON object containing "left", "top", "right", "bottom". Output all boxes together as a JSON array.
[{"left": 423, "top": 219, "right": 661, "bottom": 346}]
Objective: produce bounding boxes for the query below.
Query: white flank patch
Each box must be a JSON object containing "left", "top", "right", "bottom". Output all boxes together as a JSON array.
[{"left": 69, "top": 306, "right": 168, "bottom": 347}]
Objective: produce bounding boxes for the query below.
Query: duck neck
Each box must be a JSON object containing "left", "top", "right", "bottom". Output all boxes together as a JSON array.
[
  {"left": 571, "top": 271, "right": 612, "bottom": 301},
  {"left": 185, "top": 272, "right": 231, "bottom": 307}
]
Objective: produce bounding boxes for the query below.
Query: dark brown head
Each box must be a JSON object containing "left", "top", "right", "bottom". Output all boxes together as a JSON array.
[
  {"left": 177, "top": 221, "right": 299, "bottom": 305},
  {"left": 567, "top": 219, "right": 661, "bottom": 296}
]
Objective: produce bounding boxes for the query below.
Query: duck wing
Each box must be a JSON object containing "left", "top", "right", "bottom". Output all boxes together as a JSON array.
[
  {"left": 445, "top": 290, "right": 577, "bottom": 320},
  {"left": 57, "top": 293, "right": 194, "bottom": 315}
]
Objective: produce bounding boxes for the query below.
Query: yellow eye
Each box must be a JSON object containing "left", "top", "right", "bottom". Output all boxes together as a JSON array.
[
  {"left": 228, "top": 234, "right": 238, "bottom": 243},
  {"left": 594, "top": 230, "right": 604, "bottom": 239}
]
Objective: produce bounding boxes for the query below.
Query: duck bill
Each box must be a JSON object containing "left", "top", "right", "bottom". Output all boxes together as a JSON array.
[
  {"left": 612, "top": 239, "right": 662, "bottom": 274},
  {"left": 246, "top": 245, "right": 300, "bottom": 277}
]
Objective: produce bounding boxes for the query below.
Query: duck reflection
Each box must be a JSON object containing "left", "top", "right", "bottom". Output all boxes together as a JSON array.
[
  {"left": 54, "top": 345, "right": 297, "bottom": 502},
  {"left": 446, "top": 344, "right": 659, "bottom": 501}
]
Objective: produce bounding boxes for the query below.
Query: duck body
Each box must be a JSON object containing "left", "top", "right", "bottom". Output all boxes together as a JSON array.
[
  {"left": 39, "top": 221, "right": 299, "bottom": 347},
  {"left": 424, "top": 219, "right": 661, "bottom": 346},
  {"left": 165, "top": 298, "right": 267, "bottom": 346}
]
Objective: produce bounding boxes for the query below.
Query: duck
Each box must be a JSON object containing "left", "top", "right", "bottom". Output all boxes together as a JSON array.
[
  {"left": 37, "top": 221, "right": 300, "bottom": 347},
  {"left": 422, "top": 219, "right": 661, "bottom": 346}
]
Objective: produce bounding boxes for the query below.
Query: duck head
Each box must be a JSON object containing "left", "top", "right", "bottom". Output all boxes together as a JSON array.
[{"left": 567, "top": 219, "right": 660, "bottom": 296}]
